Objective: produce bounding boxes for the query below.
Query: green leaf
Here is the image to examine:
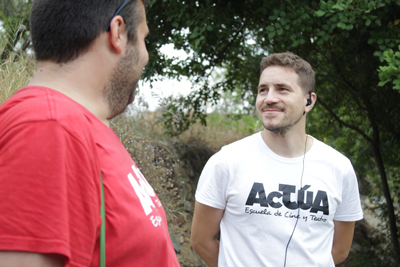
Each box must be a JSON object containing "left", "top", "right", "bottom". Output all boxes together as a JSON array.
[
  {"left": 268, "top": 31, "right": 276, "bottom": 39},
  {"left": 195, "top": 38, "right": 201, "bottom": 47},
  {"left": 315, "top": 10, "right": 326, "bottom": 17},
  {"left": 368, "top": 2, "right": 375, "bottom": 10},
  {"left": 339, "top": 15, "right": 348, "bottom": 23},
  {"left": 332, "top": 4, "right": 344, "bottom": 10},
  {"left": 277, "top": 29, "right": 284, "bottom": 36},
  {"left": 327, "top": 0, "right": 335, "bottom": 8},
  {"left": 190, "top": 27, "right": 199, "bottom": 39},
  {"left": 377, "top": 2, "right": 386, "bottom": 8},
  {"left": 337, "top": 22, "right": 347, "bottom": 29},
  {"left": 259, "top": 7, "right": 268, "bottom": 16},
  {"left": 378, "top": 80, "right": 389, "bottom": 87}
]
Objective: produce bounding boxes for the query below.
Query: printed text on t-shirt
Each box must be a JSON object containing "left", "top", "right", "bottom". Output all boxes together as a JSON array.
[{"left": 245, "top": 183, "right": 329, "bottom": 215}]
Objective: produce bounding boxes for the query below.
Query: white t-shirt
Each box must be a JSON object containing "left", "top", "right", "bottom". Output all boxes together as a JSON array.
[{"left": 195, "top": 132, "right": 363, "bottom": 267}]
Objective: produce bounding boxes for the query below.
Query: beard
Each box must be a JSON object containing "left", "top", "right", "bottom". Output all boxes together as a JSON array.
[
  {"left": 259, "top": 105, "right": 304, "bottom": 136},
  {"left": 104, "top": 44, "right": 142, "bottom": 120}
]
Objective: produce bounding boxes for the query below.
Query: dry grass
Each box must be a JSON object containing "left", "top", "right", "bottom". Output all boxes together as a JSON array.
[
  {"left": 178, "top": 112, "right": 262, "bottom": 152},
  {"left": 0, "top": 55, "right": 35, "bottom": 104}
]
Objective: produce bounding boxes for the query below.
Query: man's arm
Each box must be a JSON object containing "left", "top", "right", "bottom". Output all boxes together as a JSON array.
[
  {"left": 331, "top": 220, "right": 356, "bottom": 265},
  {"left": 0, "top": 251, "right": 64, "bottom": 267},
  {"left": 191, "top": 201, "right": 224, "bottom": 267}
]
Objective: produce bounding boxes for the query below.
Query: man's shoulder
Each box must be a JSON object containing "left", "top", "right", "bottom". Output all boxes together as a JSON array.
[{"left": 1, "top": 86, "right": 94, "bottom": 130}]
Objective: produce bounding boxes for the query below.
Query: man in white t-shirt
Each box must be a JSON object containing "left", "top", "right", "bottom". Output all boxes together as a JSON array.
[{"left": 190, "top": 52, "right": 363, "bottom": 267}]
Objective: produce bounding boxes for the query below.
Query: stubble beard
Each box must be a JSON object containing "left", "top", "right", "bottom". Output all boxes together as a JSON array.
[
  {"left": 104, "top": 44, "right": 141, "bottom": 120},
  {"left": 261, "top": 108, "right": 304, "bottom": 136}
]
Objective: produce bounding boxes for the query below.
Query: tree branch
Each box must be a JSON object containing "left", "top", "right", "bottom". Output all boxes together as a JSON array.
[
  {"left": 215, "top": 21, "right": 247, "bottom": 64},
  {"left": 314, "top": 47, "right": 367, "bottom": 113},
  {"left": 317, "top": 97, "right": 372, "bottom": 142}
]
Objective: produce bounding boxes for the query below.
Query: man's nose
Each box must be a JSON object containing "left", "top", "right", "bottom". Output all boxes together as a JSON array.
[{"left": 264, "top": 89, "right": 279, "bottom": 104}]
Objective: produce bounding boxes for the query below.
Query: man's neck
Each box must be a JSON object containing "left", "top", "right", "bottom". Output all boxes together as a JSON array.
[
  {"left": 261, "top": 129, "right": 313, "bottom": 158},
  {"left": 27, "top": 36, "right": 115, "bottom": 126}
]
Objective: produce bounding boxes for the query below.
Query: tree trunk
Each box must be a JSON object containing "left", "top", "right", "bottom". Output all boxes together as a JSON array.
[
  {"left": 318, "top": 98, "right": 400, "bottom": 264},
  {"left": 371, "top": 124, "right": 400, "bottom": 264}
]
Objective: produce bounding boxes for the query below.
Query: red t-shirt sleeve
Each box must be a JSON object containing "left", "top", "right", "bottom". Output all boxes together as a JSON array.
[{"left": 0, "top": 120, "right": 101, "bottom": 266}]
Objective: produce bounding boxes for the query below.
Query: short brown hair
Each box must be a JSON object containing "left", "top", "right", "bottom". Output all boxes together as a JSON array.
[{"left": 260, "top": 52, "right": 315, "bottom": 93}]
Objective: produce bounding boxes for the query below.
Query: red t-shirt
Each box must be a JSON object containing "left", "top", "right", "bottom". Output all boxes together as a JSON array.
[{"left": 0, "top": 86, "right": 180, "bottom": 267}]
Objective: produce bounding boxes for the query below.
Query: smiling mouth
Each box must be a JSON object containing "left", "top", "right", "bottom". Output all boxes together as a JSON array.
[{"left": 263, "top": 107, "right": 284, "bottom": 113}]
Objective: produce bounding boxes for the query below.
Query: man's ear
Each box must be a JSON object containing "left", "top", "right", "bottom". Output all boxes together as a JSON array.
[
  {"left": 108, "top": 15, "right": 127, "bottom": 54},
  {"left": 305, "top": 92, "right": 317, "bottom": 114}
]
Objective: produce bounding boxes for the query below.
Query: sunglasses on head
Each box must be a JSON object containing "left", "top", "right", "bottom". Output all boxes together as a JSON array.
[{"left": 106, "top": 0, "right": 132, "bottom": 32}]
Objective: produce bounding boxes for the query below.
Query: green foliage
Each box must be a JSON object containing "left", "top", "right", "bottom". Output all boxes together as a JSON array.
[
  {"left": 157, "top": 82, "right": 220, "bottom": 136},
  {"left": 207, "top": 111, "right": 261, "bottom": 135},
  {"left": 369, "top": 201, "right": 400, "bottom": 267},
  {"left": 344, "top": 243, "right": 393, "bottom": 267},
  {"left": 377, "top": 46, "right": 400, "bottom": 91},
  {"left": 314, "top": 0, "right": 400, "bottom": 92},
  {"left": 144, "top": 0, "right": 400, "bottom": 138},
  {"left": 145, "top": 0, "right": 400, "bottom": 261}
]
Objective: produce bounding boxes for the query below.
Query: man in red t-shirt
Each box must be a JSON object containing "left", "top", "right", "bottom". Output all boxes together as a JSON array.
[{"left": 0, "top": 1, "right": 180, "bottom": 266}]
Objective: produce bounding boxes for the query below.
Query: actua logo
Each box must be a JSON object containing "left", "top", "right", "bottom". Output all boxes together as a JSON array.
[{"left": 245, "top": 183, "right": 329, "bottom": 215}]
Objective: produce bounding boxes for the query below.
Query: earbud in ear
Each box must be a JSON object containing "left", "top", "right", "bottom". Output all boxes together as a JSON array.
[{"left": 306, "top": 91, "right": 312, "bottom": 106}]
